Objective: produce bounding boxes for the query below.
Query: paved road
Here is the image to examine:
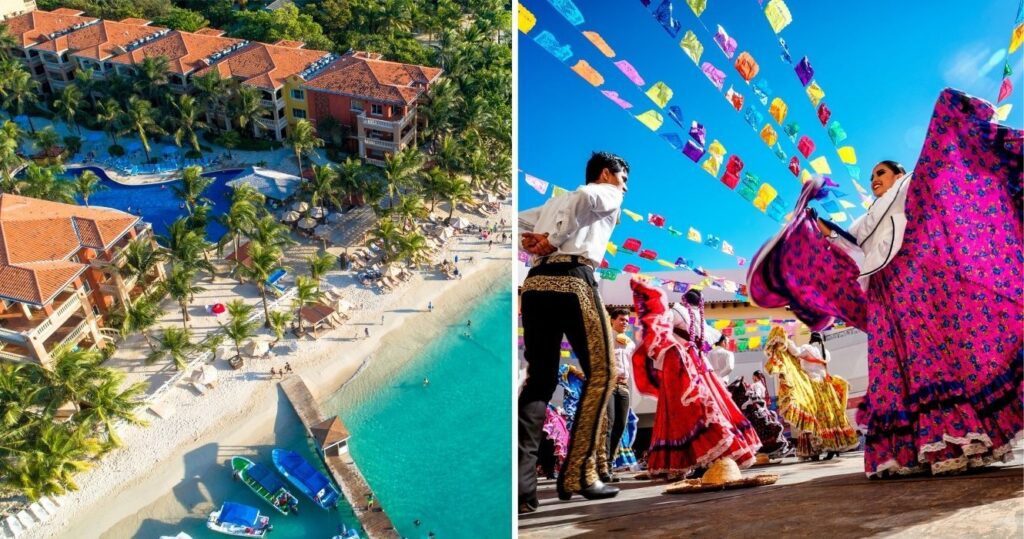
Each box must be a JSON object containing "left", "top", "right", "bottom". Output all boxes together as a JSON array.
[{"left": 520, "top": 447, "right": 1024, "bottom": 538}]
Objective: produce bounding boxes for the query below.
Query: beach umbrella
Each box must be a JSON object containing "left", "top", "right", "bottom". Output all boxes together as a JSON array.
[
  {"left": 210, "top": 303, "right": 226, "bottom": 315},
  {"left": 440, "top": 226, "right": 454, "bottom": 238},
  {"left": 191, "top": 365, "right": 217, "bottom": 385},
  {"left": 335, "top": 299, "right": 354, "bottom": 313},
  {"left": 241, "top": 339, "right": 270, "bottom": 357},
  {"left": 281, "top": 210, "right": 301, "bottom": 223},
  {"left": 297, "top": 217, "right": 317, "bottom": 229},
  {"left": 292, "top": 201, "right": 310, "bottom": 212},
  {"left": 313, "top": 224, "right": 332, "bottom": 238},
  {"left": 486, "top": 194, "right": 498, "bottom": 204},
  {"left": 450, "top": 217, "right": 468, "bottom": 229},
  {"left": 309, "top": 206, "right": 327, "bottom": 219},
  {"left": 327, "top": 212, "right": 344, "bottom": 224}
]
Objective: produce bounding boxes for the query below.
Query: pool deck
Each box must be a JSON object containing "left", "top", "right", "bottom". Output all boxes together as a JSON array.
[{"left": 280, "top": 375, "right": 400, "bottom": 539}]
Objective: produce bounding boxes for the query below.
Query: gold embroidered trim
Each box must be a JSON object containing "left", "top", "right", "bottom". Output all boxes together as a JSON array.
[{"left": 522, "top": 274, "right": 616, "bottom": 490}]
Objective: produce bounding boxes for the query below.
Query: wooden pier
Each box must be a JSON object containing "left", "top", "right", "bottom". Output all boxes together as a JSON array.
[{"left": 281, "top": 375, "right": 399, "bottom": 538}]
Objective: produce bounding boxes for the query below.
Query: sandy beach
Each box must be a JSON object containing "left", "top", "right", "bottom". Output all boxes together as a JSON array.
[{"left": 19, "top": 205, "right": 512, "bottom": 538}]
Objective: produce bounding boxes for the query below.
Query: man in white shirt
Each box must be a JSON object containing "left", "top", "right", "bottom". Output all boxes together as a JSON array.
[
  {"left": 604, "top": 308, "right": 635, "bottom": 483},
  {"left": 518, "top": 152, "right": 629, "bottom": 512},
  {"left": 708, "top": 335, "right": 736, "bottom": 383}
]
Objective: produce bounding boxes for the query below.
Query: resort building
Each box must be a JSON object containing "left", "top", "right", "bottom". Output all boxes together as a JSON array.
[
  {"left": 2, "top": 8, "right": 97, "bottom": 89},
  {"left": 192, "top": 39, "right": 333, "bottom": 141},
  {"left": 32, "top": 18, "right": 168, "bottom": 91},
  {"left": 0, "top": 0, "right": 34, "bottom": 21},
  {"left": 106, "top": 28, "right": 246, "bottom": 93},
  {"left": 0, "top": 194, "right": 165, "bottom": 369},
  {"left": 303, "top": 51, "right": 442, "bottom": 165}
]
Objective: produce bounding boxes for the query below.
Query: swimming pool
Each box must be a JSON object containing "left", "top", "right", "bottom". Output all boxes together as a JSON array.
[{"left": 64, "top": 167, "right": 244, "bottom": 241}]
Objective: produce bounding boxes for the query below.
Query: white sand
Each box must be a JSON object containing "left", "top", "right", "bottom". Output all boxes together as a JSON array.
[{"left": 21, "top": 205, "right": 512, "bottom": 539}]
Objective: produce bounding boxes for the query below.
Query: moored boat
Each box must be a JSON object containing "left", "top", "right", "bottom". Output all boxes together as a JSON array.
[
  {"left": 207, "top": 502, "right": 272, "bottom": 537},
  {"left": 232, "top": 456, "right": 300, "bottom": 515},
  {"left": 271, "top": 448, "right": 341, "bottom": 510}
]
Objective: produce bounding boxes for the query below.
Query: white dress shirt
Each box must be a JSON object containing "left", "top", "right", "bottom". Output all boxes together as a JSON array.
[
  {"left": 848, "top": 174, "right": 912, "bottom": 289},
  {"left": 787, "top": 340, "right": 830, "bottom": 382},
  {"left": 519, "top": 182, "right": 623, "bottom": 264},
  {"left": 613, "top": 334, "right": 636, "bottom": 386},
  {"left": 707, "top": 346, "right": 735, "bottom": 382}
]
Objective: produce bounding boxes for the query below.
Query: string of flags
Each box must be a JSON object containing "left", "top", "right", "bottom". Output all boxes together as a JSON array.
[
  {"left": 519, "top": 0, "right": 792, "bottom": 223},
  {"left": 520, "top": 170, "right": 749, "bottom": 266},
  {"left": 996, "top": 0, "right": 1023, "bottom": 118},
  {"left": 749, "top": 0, "right": 877, "bottom": 211}
]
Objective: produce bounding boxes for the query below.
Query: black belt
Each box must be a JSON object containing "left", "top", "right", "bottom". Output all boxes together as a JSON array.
[{"left": 535, "top": 254, "right": 597, "bottom": 268}]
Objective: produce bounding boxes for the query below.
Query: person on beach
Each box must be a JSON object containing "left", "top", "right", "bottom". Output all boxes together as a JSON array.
[
  {"left": 284, "top": 362, "right": 292, "bottom": 374},
  {"left": 518, "top": 151, "right": 629, "bottom": 512},
  {"left": 423, "top": 377, "right": 430, "bottom": 387},
  {"left": 364, "top": 327, "right": 370, "bottom": 339},
  {"left": 749, "top": 90, "right": 1022, "bottom": 477},
  {"left": 381, "top": 315, "right": 385, "bottom": 325},
  {"left": 269, "top": 367, "right": 277, "bottom": 378}
]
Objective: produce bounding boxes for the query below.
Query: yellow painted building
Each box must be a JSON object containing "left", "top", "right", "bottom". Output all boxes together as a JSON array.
[{"left": 283, "top": 74, "right": 309, "bottom": 133}]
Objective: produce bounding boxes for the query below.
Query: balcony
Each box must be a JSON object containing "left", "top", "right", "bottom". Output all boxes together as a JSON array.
[
  {"left": 364, "top": 157, "right": 387, "bottom": 167},
  {"left": 363, "top": 137, "right": 397, "bottom": 152},
  {"left": 254, "top": 115, "right": 287, "bottom": 130},
  {"left": 0, "top": 290, "right": 83, "bottom": 345},
  {"left": 357, "top": 112, "right": 414, "bottom": 131}
]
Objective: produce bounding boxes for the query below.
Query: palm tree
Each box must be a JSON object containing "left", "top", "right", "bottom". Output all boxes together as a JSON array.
[
  {"left": 73, "top": 170, "right": 105, "bottom": 207},
  {"left": 96, "top": 99, "right": 125, "bottom": 146},
  {"left": 291, "top": 276, "right": 321, "bottom": 335},
  {"left": 73, "top": 68, "right": 98, "bottom": 107},
  {"left": 361, "top": 176, "right": 388, "bottom": 217},
  {"left": 169, "top": 94, "right": 207, "bottom": 157},
  {"left": 306, "top": 251, "right": 336, "bottom": 290},
  {"left": 232, "top": 85, "right": 262, "bottom": 136},
  {"left": 171, "top": 166, "right": 212, "bottom": 216},
  {"left": 159, "top": 217, "right": 215, "bottom": 277},
  {"left": 398, "top": 231, "right": 432, "bottom": 268},
  {"left": 21, "top": 163, "right": 75, "bottom": 203},
  {"left": 31, "top": 126, "right": 62, "bottom": 163},
  {"left": 221, "top": 299, "right": 258, "bottom": 360},
  {"left": 192, "top": 70, "right": 227, "bottom": 128},
  {"left": 393, "top": 194, "right": 428, "bottom": 229},
  {"left": 115, "top": 295, "right": 162, "bottom": 350},
  {"left": 369, "top": 218, "right": 403, "bottom": 263},
  {"left": 124, "top": 96, "right": 166, "bottom": 162},
  {"left": 336, "top": 157, "right": 365, "bottom": 205},
  {"left": 304, "top": 163, "right": 340, "bottom": 210},
  {"left": 4, "top": 422, "right": 100, "bottom": 500},
  {"left": 77, "top": 369, "right": 146, "bottom": 448},
  {"left": 0, "top": 120, "right": 24, "bottom": 194},
  {"left": 235, "top": 242, "right": 284, "bottom": 327},
  {"left": 162, "top": 266, "right": 205, "bottom": 330},
  {"left": 132, "top": 56, "right": 170, "bottom": 103},
  {"left": 286, "top": 119, "right": 323, "bottom": 178},
  {"left": 120, "top": 237, "right": 167, "bottom": 286},
  {"left": 464, "top": 146, "right": 489, "bottom": 191},
  {"left": 146, "top": 326, "right": 198, "bottom": 370},
  {"left": 218, "top": 200, "right": 258, "bottom": 276},
  {"left": 247, "top": 216, "right": 295, "bottom": 251},
  {"left": 3, "top": 70, "right": 40, "bottom": 134},
  {"left": 381, "top": 147, "right": 424, "bottom": 207},
  {"left": 442, "top": 175, "right": 473, "bottom": 221},
  {"left": 266, "top": 310, "right": 293, "bottom": 351},
  {"left": 433, "top": 134, "right": 462, "bottom": 180},
  {"left": 53, "top": 84, "right": 83, "bottom": 136},
  {"left": 32, "top": 349, "right": 106, "bottom": 415},
  {"left": 0, "top": 26, "right": 17, "bottom": 61},
  {"left": 0, "top": 363, "right": 41, "bottom": 428},
  {"left": 421, "top": 167, "right": 447, "bottom": 212}
]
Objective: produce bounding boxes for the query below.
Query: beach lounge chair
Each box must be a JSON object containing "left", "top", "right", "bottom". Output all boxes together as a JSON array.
[
  {"left": 191, "top": 381, "right": 208, "bottom": 395},
  {"left": 266, "top": 268, "right": 288, "bottom": 296},
  {"left": 5, "top": 515, "right": 23, "bottom": 537},
  {"left": 39, "top": 498, "right": 57, "bottom": 515},
  {"left": 26, "top": 503, "right": 47, "bottom": 522},
  {"left": 14, "top": 511, "right": 33, "bottom": 530}
]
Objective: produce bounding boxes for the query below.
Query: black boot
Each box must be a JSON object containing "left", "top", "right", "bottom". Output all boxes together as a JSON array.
[{"left": 557, "top": 480, "right": 620, "bottom": 501}]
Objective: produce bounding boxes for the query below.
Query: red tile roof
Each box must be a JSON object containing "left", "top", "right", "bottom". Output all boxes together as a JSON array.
[
  {"left": 303, "top": 51, "right": 442, "bottom": 105},
  {"left": 193, "top": 41, "right": 330, "bottom": 90},
  {"left": 106, "top": 29, "right": 243, "bottom": 75},
  {"left": 34, "top": 19, "right": 166, "bottom": 59},
  {"left": 0, "top": 195, "right": 139, "bottom": 305},
  {"left": 4, "top": 8, "right": 98, "bottom": 48}
]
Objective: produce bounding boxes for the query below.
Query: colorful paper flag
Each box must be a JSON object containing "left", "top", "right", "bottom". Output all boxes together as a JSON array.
[
  {"left": 769, "top": 97, "right": 788, "bottom": 124},
  {"left": 582, "top": 31, "right": 615, "bottom": 57},
  {"left": 837, "top": 146, "right": 857, "bottom": 165},
  {"left": 524, "top": 173, "right": 549, "bottom": 195},
  {"left": 601, "top": 90, "right": 633, "bottom": 109},
  {"left": 606, "top": 242, "right": 617, "bottom": 256},
  {"left": 795, "top": 56, "right": 814, "bottom": 86},
  {"left": 701, "top": 62, "right": 726, "bottom": 90},
  {"left": 686, "top": 0, "right": 707, "bottom": 17},
  {"left": 714, "top": 24, "right": 737, "bottom": 58},
  {"left": 687, "top": 227, "right": 702, "bottom": 242},
  {"left": 614, "top": 60, "right": 645, "bottom": 85},
  {"left": 722, "top": 241, "right": 734, "bottom": 255},
  {"left": 764, "top": 0, "right": 793, "bottom": 33},
  {"left": 805, "top": 81, "right": 825, "bottom": 107},
  {"left": 535, "top": 31, "right": 573, "bottom": 62},
  {"left": 810, "top": 155, "right": 831, "bottom": 174},
  {"left": 680, "top": 30, "right": 704, "bottom": 64},
  {"left": 635, "top": 109, "right": 663, "bottom": 131},
  {"left": 622, "top": 208, "right": 643, "bottom": 222},
  {"left": 646, "top": 81, "right": 674, "bottom": 107},
  {"left": 551, "top": 185, "right": 569, "bottom": 197},
  {"left": 734, "top": 52, "right": 759, "bottom": 81},
  {"left": 547, "top": 0, "right": 584, "bottom": 25},
  {"left": 571, "top": 60, "right": 604, "bottom": 86},
  {"left": 648, "top": 213, "right": 666, "bottom": 227},
  {"left": 518, "top": 4, "right": 536, "bottom": 34}
]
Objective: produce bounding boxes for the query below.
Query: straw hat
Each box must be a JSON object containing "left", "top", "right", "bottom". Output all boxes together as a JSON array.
[{"left": 702, "top": 458, "right": 742, "bottom": 485}]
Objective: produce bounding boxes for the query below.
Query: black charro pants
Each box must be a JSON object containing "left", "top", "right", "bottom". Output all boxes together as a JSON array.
[
  {"left": 606, "top": 385, "right": 630, "bottom": 471},
  {"left": 518, "top": 262, "right": 615, "bottom": 505}
]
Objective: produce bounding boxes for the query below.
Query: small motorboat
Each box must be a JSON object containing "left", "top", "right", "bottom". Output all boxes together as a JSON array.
[
  {"left": 207, "top": 502, "right": 272, "bottom": 537},
  {"left": 232, "top": 456, "right": 300, "bottom": 515},
  {"left": 271, "top": 449, "right": 341, "bottom": 510},
  {"left": 330, "top": 524, "right": 361, "bottom": 538}
]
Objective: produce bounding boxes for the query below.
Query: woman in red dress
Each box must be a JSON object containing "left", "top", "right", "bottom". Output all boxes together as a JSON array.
[{"left": 630, "top": 280, "right": 761, "bottom": 476}]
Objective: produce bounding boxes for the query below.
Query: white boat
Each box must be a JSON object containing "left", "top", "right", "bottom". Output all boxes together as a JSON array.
[{"left": 207, "top": 502, "right": 272, "bottom": 537}]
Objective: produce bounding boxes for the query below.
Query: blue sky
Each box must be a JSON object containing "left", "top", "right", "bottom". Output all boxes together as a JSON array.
[{"left": 517, "top": 0, "right": 1024, "bottom": 274}]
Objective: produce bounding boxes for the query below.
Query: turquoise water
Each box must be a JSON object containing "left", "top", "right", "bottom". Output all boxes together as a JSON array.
[{"left": 325, "top": 281, "right": 512, "bottom": 539}]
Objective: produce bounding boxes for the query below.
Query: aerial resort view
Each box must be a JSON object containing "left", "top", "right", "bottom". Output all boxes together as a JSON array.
[{"left": 0, "top": 1, "right": 512, "bottom": 538}]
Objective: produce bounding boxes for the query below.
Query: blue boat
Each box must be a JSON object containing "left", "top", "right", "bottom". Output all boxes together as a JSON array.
[
  {"left": 207, "top": 501, "right": 272, "bottom": 537},
  {"left": 271, "top": 449, "right": 341, "bottom": 510}
]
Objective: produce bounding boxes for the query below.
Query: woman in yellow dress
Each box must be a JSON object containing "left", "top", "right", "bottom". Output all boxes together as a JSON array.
[{"left": 763, "top": 326, "right": 858, "bottom": 460}]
